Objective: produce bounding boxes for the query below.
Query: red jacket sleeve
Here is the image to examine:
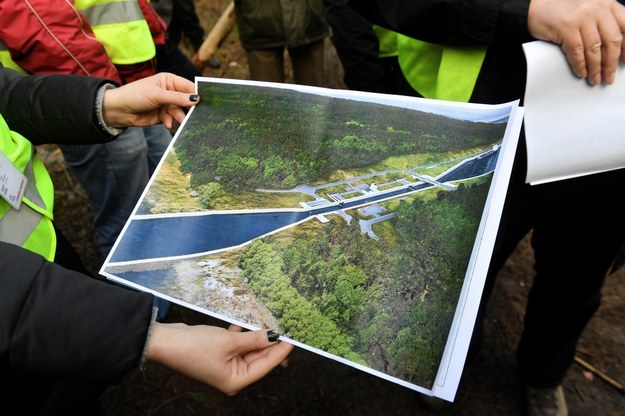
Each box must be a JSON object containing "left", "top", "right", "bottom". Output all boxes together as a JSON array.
[{"left": 0, "top": 0, "right": 122, "bottom": 83}]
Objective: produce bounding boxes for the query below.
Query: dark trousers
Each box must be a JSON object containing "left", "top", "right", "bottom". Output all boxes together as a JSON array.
[
  {"left": 481, "top": 146, "right": 625, "bottom": 388},
  {"left": 246, "top": 39, "right": 325, "bottom": 86},
  {"left": 156, "top": 45, "right": 203, "bottom": 82}
]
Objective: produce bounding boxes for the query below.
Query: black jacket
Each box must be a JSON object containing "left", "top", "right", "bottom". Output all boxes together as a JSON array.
[
  {"left": 0, "top": 67, "right": 117, "bottom": 144},
  {"left": 348, "top": 0, "right": 534, "bottom": 104},
  {"left": 0, "top": 68, "right": 154, "bottom": 386}
]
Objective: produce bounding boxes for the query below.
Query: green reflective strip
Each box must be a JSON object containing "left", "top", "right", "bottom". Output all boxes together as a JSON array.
[
  {"left": 397, "top": 34, "right": 486, "bottom": 103},
  {"left": 22, "top": 215, "right": 56, "bottom": 262},
  {"left": 0, "top": 156, "right": 50, "bottom": 248},
  {"left": 78, "top": 0, "right": 144, "bottom": 25},
  {"left": 0, "top": 202, "right": 43, "bottom": 247}
]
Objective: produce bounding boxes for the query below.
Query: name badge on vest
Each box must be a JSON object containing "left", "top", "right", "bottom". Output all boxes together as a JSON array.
[{"left": 0, "top": 152, "right": 27, "bottom": 210}]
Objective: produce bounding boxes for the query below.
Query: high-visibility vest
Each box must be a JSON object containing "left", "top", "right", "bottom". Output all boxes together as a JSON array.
[
  {"left": 0, "top": 114, "right": 56, "bottom": 261},
  {"left": 74, "top": 0, "right": 155, "bottom": 65},
  {"left": 0, "top": 41, "right": 26, "bottom": 74},
  {"left": 372, "top": 25, "right": 397, "bottom": 59},
  {"left": 397, "top": 34, "right": 486, "bottom": 103}
]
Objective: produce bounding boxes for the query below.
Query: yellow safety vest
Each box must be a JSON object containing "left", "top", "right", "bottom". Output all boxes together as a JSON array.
[
  {"left": 372, "top": 25, "right": 397, "bottom": 59},
  {"left": 0, "top": 114, "right": 56, "bottom": 261},
  {"left": 397, "top": 34, "right": 486, "bottom": 103},
  {"left": 74, "top": 0, "right": 155, "bottom": 65}
]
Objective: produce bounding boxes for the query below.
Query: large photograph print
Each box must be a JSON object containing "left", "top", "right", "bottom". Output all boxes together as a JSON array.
[{"left": 101, "top": 77, "right": 522, "bottom": 401}]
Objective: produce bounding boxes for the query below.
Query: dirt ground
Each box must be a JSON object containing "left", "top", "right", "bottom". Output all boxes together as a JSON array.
[{"left": 42, "top": 1, "right": 625, "bottom": 414}]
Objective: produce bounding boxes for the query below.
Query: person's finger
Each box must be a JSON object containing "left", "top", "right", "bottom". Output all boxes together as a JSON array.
[
  {"left": 228, "top": 324, "right": 244, "bottom": 333},
  {"left": 150, "top": 89, "right": 200, "bottom": 109},
  {"left": 162, "top": 113, "right": 174, "bottom": 130},
  {"left": 230, "top": 329, "right": 282, "bottom": 356},
  {"left": 611, "top": 2, "right": 625, "bottom": 65},
  {"left": 243, "top": 341, "right": 293, "bottom": 381},
  {"left": 561, "top": 29, "right": 588, "bottom": 79},
  {"left": 580, "top": 23, "right": 603, "bottom": 84},
  {"left": 163, "top": 72, "right": 196, "bottom": 94},
  {"left": 598, "top": 19, "right": 623, "bottom": 84},
  {"left": 166, "top": 104, "right": 188, "bottom": 125}
]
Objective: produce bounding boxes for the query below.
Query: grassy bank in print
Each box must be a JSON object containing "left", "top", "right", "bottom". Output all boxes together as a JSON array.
[{"left": 169, "top": 82, "right": 504, "bottom": 208}]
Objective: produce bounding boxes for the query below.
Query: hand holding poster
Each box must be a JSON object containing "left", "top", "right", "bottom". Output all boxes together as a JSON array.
[{"left": 101, "top": 78, "right": 523, "bottom": 401}]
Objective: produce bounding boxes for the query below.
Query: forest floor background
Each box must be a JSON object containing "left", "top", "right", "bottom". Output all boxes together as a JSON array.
[{"left": 40, "top": 0, "right": 625, "bottom": 414}]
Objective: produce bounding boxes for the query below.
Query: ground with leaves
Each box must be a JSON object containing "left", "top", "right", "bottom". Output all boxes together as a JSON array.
[{"left": 41, "top": 0, "right": 625, "bottom": 414}]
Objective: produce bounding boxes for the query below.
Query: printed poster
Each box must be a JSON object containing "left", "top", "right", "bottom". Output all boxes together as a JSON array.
[{"left": 101, "top": 78, "right": 523, "bottom": 401}]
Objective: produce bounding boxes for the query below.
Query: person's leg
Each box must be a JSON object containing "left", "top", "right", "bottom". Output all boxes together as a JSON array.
[
  {"left": 59, "top": 128, "right": 150, "bottom": 257},
  {"left": 288, "top": 39, "right": 325, "bottom": 86},
  {"left": 468, "top": 140, "right": 533, "bottom": 358},
  {"left": 246, "top": 47, "right": 285, "bottom": 83},
  {"left": 171, "top": 0, "right": 205, "bottom": 51},
  {"left": 156, "top": 45, "right": 203, "bottom": 82},
  {"left": 140, "top": 124, "right": 173, "bottom": 320},
  {"left": 142, "top": 124, "right": 172, "bottom": 175},
  {"left": 518, "top": 167, "right": 625, "bottom": 387}
]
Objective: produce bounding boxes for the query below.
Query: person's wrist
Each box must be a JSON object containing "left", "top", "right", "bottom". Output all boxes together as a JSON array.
[
  {"left": 146, "top": 322, "right": 188, "bottom": 364},
  {"left": 95, "top": 84, "right": 125, "bottom": 135},
  {"left": 101, "top": 86, "right": 129, "bottom": 129}
]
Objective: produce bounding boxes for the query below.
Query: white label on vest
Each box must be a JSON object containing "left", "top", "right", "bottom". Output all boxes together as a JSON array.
[{"left": 0, "top": 152, "right": 27, "bottom": 210}]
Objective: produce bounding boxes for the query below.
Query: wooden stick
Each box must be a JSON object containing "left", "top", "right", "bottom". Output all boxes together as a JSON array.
[
  {"left": 192, "top": 1, "right": 236, "bottom": 70},
  {"left": 574, "top": 355, "right": 625, "bottom": 396}
]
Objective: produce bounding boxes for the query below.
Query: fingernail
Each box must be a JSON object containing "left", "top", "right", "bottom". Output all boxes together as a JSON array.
[
  {"left": 267, "top": 330, "right": 280, "bottom": 342},
  {"left": 590, "top": 74, "right": 601, "bottom": 86},
  {"left": 189, "top": 94, "right": 199, "bottom": 102}
]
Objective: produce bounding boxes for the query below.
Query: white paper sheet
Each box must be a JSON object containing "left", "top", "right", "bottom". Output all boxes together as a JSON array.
[{"left": 523, "top": 40, "right": 625, "bottom": 185}]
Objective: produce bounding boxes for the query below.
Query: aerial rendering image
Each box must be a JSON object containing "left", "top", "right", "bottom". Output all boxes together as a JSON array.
[{"left": 102, "top": 78, "right": 520, "bottom": 397}]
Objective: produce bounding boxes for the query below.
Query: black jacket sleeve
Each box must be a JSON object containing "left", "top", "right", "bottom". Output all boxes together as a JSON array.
[
  {"left": 347, "top": 0, "right": 534, "bottom": 103},
  {"left": 0, "top": 67, "right": 118, "bottom": 145},
  {"left": 0, "top": 242, "right": 154, "bottom": 383},
  {"left": 348, "top": 0, "right": 532, "bottom": 46}
]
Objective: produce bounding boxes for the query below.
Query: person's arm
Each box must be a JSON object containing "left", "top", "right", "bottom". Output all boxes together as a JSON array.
[
  {"left": 349, "top": 0, "right": 531, "bottom": 46},
  {"left": 1, "top": 241, "right": 292, "bottom": 392},
  {"left": 349, "top": 0, "right": 625, "bottom": 86},
  {"left": 0, "top": 242, "right": 154, "bottom": 383},
  {"left": 0, "top": 67, "right": 116, "bottom": 145},
  {"left": 0, "top": 68, "right": 198, "bottom": 144}
]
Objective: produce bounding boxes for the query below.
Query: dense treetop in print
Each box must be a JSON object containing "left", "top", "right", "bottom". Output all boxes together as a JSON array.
[
  {"left": 175, "top": 83, "right": 506, "bottom": 190},
  {"left": 237, "top": 181, "right": 489, "bottom": 388}
]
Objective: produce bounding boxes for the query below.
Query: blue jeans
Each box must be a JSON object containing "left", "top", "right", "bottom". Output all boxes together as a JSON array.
[{"left": 60, "top": 125, "right": 172, "bottom": 257}]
